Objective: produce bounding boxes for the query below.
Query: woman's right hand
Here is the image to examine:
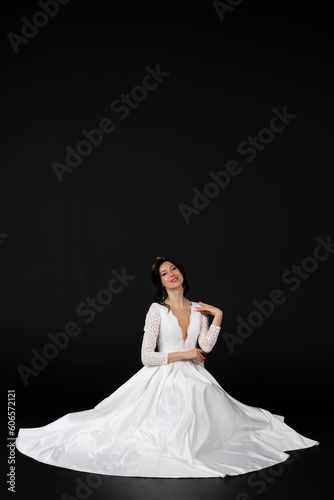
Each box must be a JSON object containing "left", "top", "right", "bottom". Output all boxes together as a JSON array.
[{"left": 183, "top": 348, "right": 207, "bottom": 363}]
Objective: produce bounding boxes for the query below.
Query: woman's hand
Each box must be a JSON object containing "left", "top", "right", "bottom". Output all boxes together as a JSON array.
[
  {"left": 183, "top": 348, "right": 207, "bottom": 363},
  {"left": 195, "top": 301, "right": 223, "bottom": 317},
  {"left": 195, "top": 301, "right": 223, "bottom": 327}
]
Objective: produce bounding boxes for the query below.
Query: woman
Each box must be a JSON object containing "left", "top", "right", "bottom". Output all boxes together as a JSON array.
[{"left": 16, "top": 256, "right": 318, "bottom": 478}]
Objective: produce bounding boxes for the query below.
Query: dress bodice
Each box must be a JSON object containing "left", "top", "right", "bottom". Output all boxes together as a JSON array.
[{"left": 141, "top": 301, "right": 221, "bottom": 366}]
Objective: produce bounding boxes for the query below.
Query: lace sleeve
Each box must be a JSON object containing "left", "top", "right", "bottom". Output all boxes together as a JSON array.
[
  {"left": 141, "top": 303, "right": 168, "bottom": 366},
  {"left": 198, "top": 312, "right": 221, "bottom": 353}
]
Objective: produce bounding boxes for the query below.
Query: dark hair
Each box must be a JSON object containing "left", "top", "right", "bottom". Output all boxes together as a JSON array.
[{"left": 151, "top": 256, "right": 189, "bottom": 311}]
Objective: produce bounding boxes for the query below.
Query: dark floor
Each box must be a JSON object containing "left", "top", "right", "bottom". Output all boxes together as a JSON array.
[{"left": 3, "top": 420, "right": 331, "bottom": 500}]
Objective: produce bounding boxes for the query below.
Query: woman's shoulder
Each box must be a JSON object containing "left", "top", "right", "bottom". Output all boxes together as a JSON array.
[
  {"left": 148, "top": 301, "right": 167, "bottom": 311},
  {"left": 145, "top": 302, "right": 167, "bottom": 320},
  {"left": 146, "top": 301, "right": 171, "bottom": 313},
  {"left": 146, "top": 301, "right": 163, "bottom": 313}
]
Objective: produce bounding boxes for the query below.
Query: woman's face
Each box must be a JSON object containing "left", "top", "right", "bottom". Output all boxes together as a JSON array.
[{"left": 159, "top": 261, "right": 184, "bottom": 291}]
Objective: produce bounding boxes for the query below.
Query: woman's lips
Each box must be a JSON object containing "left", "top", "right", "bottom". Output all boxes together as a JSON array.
[{"left": 170, "top": 277, "right": 178, "bottom": 282}]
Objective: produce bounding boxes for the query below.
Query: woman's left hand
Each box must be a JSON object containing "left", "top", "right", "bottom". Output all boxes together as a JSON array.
[{"left": 195, "top": 301, "right": 223, "bottom": 318}]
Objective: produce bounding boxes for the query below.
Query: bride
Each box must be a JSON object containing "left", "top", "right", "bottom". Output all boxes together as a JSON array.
[{"left": 16, "top": 256, "right": 319, "bottom": 478}]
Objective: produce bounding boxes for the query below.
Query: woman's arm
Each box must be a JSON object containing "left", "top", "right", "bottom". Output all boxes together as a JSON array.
[
  {"left": 141, "top": 304, "right": 168, "bottom": 366},
  {"left": 167, "top": 349, "right": 206, "bottom": 363},
  {"left": 211, "top": 309, "right": 223, "bottom": 327},
  {"left": 196, "top": 301, "right": 223, "bottom": 353},
  {"left": 167, "top": 352, "right": 185, "bottom": 363}
]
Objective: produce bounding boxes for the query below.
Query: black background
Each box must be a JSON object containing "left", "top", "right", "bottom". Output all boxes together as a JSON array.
[{"left": 1, "top": 1, "right": 333, "bottom": 499}]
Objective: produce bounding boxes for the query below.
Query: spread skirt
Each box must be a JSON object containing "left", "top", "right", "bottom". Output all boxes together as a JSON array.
[{"left": 16, "top": 360, "right": 319, "bottom": 477}]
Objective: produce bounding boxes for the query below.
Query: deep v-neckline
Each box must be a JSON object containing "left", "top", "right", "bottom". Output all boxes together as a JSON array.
[{"left": 166, "top": 301, "right": 194, "bottom": 342}]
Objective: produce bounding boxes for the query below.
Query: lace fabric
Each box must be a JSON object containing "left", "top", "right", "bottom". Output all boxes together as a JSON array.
[
  {"left": 141, "top": 302, "right": 221, "bottom": 366},
  {"left": 141, "top": 303, "right": 169, "bottom": 366},
  {"left": 198, "top": 311, "right": 221, "bottom": 353}
]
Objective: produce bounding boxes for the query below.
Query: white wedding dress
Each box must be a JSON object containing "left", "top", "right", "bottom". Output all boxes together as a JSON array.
[{"left": 16, "top": 301, "right": 319, "bottom": 478}]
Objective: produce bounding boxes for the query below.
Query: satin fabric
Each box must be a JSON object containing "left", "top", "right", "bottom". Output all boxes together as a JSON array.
[{"left": 16, "top": 358, "right": 319, "bottom": 478}]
